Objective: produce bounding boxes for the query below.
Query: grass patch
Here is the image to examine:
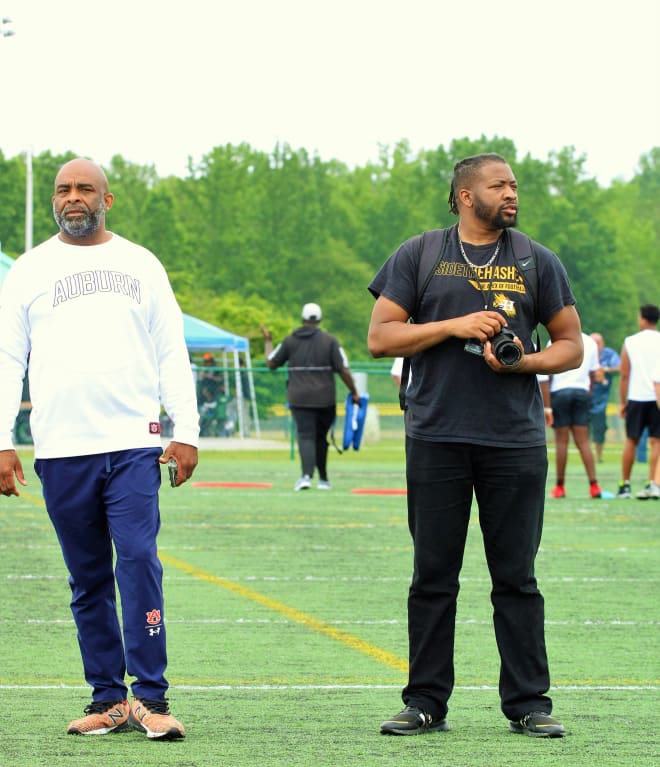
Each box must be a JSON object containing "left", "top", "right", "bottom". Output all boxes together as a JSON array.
[{"left": 0, "top": 442, "right": 657, "bottom": 766}]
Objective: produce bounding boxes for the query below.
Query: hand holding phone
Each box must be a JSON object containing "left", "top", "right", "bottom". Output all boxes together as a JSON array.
[{"left": 167, "top": 458, "right": 178, "bottom": 488}]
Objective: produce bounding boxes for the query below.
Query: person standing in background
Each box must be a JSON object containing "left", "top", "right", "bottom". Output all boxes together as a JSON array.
[
  {"left": 617, "top": 304, "right": 660, "bottom": 499},
  {"left": 539, "top": 332, "right": 602, "bottom": 498},
  {"left": 646, "top": 359, "right": 660, "bottom": 499},
  {"left": 391, "top": 356, "right": 404, "bottom": 386},
  {"left": 261, "top": 303, "right": 359, "bottom": 491},
  {"left": 0, "top": 159, "right": 198, "bottom": 739},
  {"left": 589, "top": 333, "right": 621, "bottom": 463}
]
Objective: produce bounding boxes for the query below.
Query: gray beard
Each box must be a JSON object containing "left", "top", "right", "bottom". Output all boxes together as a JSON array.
[{"left": 53, "top": 202, "right": 105, "bottom": 239}]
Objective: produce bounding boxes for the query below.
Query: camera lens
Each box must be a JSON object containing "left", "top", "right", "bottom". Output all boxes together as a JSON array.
[
  {"left": 491, "top": 329, "right": 522, "bottom": 366},
  {"left": 496, "top": 343, "right": 522, "bottom": 366}
]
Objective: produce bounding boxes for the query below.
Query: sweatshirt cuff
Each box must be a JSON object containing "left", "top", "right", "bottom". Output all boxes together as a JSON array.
[{"left": 171, "top": 426, "right": 200, "bottom": 448}]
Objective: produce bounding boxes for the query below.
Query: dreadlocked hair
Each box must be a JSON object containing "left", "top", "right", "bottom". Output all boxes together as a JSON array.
[{"left": 447, "top": 153, "right": 508, "bottom": 215}]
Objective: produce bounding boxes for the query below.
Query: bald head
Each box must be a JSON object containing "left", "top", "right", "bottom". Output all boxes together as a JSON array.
[
  {"left": 54, "top": 158, "right": 109, "bottom": 193},
  {"left": 52, "top": 158, "right": 114, "bottom": 244}
]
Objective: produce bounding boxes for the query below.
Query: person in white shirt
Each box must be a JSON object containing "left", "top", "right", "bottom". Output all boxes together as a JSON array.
[
  {"left": 0, "top": 159, "right": 199, "bottom": 739},
  {"left": 539, "top": 332, "right": 602, "bottom": 498},
  {"left": 649, "top": 359, "right": 660, "bottom": 499},
  {"left": 617, "top": 304, "right": 660, "bottom": 499},
  {"left": 391, "top": 356, "right": 404, "bottom": 385}
]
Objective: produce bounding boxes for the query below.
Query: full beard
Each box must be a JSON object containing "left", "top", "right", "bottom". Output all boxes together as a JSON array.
[
  {"left": 53, "top": 201, "right": 105, "bottom": 238},
  {"left": 474, "top": 199, "right": 517, "bottom": 229}
]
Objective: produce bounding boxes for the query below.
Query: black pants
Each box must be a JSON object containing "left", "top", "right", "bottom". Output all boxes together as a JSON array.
[
  {"left": 403, "top": 438, "right": 552, "bottom": 721},
  {"left": 290, "top": 405, "right": 336, "bottom": 480}
]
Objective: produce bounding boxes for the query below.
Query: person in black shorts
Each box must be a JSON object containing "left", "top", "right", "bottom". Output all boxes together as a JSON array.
[
  {"left": 617, "top": 304, "right": 660, "bottom": 499},
  {"left": 539, "top": 331, "right": 602, "bottom": 499}
]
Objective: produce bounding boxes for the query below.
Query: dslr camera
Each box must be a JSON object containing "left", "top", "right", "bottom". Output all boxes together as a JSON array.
[{"left": 464, "top": 327, "right": 522, "bottom": 367}]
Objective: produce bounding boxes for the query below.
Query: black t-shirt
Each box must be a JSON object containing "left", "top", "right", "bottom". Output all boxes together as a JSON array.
[{"left": 369, "top": 226, "right": 576, "bottom": 447}]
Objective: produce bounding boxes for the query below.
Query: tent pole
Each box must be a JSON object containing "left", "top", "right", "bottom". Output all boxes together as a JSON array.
[
  {"left": 245, "top": 349, "right": 260, "bottom": 436},
  {"left": 233, "top": 350, "right": 244, "bottom": 437}
]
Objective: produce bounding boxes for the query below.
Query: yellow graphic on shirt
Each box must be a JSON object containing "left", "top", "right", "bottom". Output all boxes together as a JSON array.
[
  {"left": 492, "top": 293, "right": 517, "bottom": 317},
  {"left": 435, "top": 261, "right": 527, "bottom": 307}
]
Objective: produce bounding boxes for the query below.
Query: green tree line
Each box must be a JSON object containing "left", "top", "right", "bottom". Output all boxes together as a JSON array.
[{"left": 1, "top": 137, "right": 658, "bottom": 360}]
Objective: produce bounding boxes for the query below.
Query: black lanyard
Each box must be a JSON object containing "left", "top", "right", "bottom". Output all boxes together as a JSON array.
[{"left": 457, "top": 230, "right": 502, "bottom": 310}]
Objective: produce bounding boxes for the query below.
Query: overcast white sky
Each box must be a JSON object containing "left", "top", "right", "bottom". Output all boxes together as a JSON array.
[{"left": 1, "top": 0, "right": 658, "bottom": 185}]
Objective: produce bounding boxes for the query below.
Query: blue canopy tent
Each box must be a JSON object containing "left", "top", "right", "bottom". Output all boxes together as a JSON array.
[
  {"left": 183, "top": 314, "right": 259, "bottom": 437},
  {"left": 183, "top": 314, "right": 249, "bottom": 351},
  {"left": 0, "top": 249, "right": 32, "bottom": 443}
]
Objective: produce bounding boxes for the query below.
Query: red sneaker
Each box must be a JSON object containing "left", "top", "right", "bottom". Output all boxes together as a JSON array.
[
  {"left": 590, "top": 483, "right": 602, "bottom": 498},
  {"left": 550, "top": 485, "right": 565, "bottom": 498}
]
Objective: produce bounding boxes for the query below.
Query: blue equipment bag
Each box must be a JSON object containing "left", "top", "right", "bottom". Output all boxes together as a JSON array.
[{"left": 342, "top": 393, "right": 369, "bottom": 451}]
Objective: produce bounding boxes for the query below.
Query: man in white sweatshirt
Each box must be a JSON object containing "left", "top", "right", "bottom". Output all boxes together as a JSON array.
[{"left": 0, "top": 159, "right": 199, "bottom": 739}]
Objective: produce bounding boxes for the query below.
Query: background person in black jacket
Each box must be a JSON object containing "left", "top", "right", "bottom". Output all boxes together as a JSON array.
[{"left": 262, "top": 303, "right": 359, "bottom": 491}]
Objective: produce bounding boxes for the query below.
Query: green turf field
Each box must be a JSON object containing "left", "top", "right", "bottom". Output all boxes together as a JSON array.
[{"left": 1, "top": 441, "right": 658, "bottom": 767}]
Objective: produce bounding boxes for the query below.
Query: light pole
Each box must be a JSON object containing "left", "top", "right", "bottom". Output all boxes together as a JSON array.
[
  {"left": 0, "top": 18, "right": 29, "bottom": 251},
  {"left": 0, "top": 18, "right": 29, "bottom": 250},
  {"left": 25, "top": 147, "right": 33, "bottom": 252}
]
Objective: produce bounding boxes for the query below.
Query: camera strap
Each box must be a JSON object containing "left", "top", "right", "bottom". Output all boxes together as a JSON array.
[
  {"left": 507, "top": 229, "right": 541, "bottom": 353},
  {"left": 399, "top": 228, "right": 450, "bottom": 410},
  {"left": 458, "top": 235, "right": 500, "bottom": 311}
]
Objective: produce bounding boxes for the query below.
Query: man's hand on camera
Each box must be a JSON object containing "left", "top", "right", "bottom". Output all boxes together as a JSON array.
[
  {"left": 483, "top": 335, "right": 525, "bottom": 373},
  {"left": 450, "top": 311, "right": 506, "bottom": 343}
]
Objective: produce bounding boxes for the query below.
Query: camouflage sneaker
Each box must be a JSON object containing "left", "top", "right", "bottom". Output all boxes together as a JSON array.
[
  {"left": 67, "top": 699, "right": 129, "bottom": 735},
  {"left": 129, "top": 697, "right": 185, "bottom": 740},
  {"left": 509, "top": 711, "right": 565, "bottom": 738}
]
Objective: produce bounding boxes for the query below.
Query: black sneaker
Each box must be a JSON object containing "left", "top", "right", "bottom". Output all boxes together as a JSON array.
[
  {"left": 380, "top": 706, "right": 449, "bottom": 735},
  {"left": 616, "top": 481, "right": 632, "bottom": 499},
  {"left": 509, "top": 711, "right": 565, "bottom": 738}
]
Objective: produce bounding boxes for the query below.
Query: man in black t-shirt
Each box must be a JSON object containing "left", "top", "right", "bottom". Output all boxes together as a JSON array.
[
  {"left": 262, "top": 303, "right": 359, "bottom": 490},
  {"left": 368, "top": 153, "right": 583, "bottom": 739}
]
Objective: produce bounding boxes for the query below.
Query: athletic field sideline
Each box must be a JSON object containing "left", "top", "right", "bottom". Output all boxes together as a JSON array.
[{"left": 0, "top": 442, "right": 657, "bottom": 767}]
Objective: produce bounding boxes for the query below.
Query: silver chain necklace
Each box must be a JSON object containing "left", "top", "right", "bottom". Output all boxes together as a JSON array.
[{"left": 457, "top": 229, "right": 501, "bottom": 269}]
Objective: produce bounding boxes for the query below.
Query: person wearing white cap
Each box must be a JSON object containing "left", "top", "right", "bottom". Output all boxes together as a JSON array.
[{"left": 261, "top": 303, "right": 359, "bottom": 490}]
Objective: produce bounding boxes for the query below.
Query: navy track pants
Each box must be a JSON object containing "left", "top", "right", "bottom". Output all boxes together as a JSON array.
[{"left": 35, "top": 448, "right": 168, "bottom": 702}]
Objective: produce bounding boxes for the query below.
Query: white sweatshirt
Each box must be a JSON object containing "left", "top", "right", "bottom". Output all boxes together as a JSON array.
[{"left": 0, "top": 233, "right": 199, "bottom": 458}]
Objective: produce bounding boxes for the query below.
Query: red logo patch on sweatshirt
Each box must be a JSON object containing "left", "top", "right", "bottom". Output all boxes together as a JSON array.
[{"left": 149, "top": 422, "right": 161, "bottom": 434}]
